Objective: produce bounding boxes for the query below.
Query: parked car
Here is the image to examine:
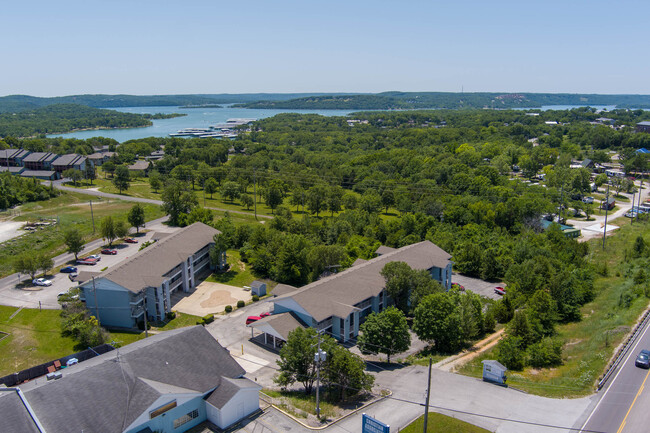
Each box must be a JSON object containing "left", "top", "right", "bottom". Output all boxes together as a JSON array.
[
  {"left": 60, "top": 266, "right": 78, "bottom": 273},
  {"left": 76, "top": 258, "right": 97, "bottom": 266},
  {"left": 87, "top": 254, "right": 101, "bottom": 261},
  {"left": 259, "top": 312, "right": 272, "bottom": 318},
  {"left": 101, "top": 249, "right": 117, "bottom": 255},
  {"left": 582, "top": 196, "right": 594, "bottom": 204},
  {"left": 494, "top": 287, "right": 506, "bottom": 296},
  {"left": 33, "top": 278, "right": 53, "bottom": 287},
  {"left": 246, "top": 316, "right": 261, "bottom": 325},
  {"left": 124, "top": 238, "right": 138, "bottom": 244},
  {"left": 635, "top": 350, "right": 650, "bottom": 369}
]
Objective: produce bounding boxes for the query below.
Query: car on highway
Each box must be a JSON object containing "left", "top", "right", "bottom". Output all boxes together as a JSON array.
[
  {"left": 33, "top": 278, "right": 53, "bottom": 286},
  {"left": 124, "top": 238, "right": 138, "bottom": 244},
  {"left": 101, "top": 249, "right": 117, "bottom": 255},
  {"left": 246, "top": 316, "right": 261, "bottom": 325},
  {"left": 87, "top": 254, "right": 101, "bottom": 261},
  {"left": 635, "top": 350, "right": 650, "bottom": 369},
  {"left": 494, "top": 286, "right": 506, "bottom": 296},
  {"left": 76, "top": 258, "right": 97, "bottom": 266},
  {"left": 60, "top": 266, "right": 78, "bottom": 273}
]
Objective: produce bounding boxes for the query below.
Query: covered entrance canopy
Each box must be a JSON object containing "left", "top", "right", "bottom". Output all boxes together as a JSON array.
[{"left": 248, "top": 312, "right": 305, "bottom": 349}]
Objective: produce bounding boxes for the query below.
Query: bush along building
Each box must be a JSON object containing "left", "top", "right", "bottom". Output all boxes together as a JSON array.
[
  {"left": 0, "top": 326, "right": 262, "bottom": 433},
  {"left": 79, "top": 222, "right": 220, "bottom": 328},
  {"left": 250, "top": 241, "right": 452, "bottom": 347}
]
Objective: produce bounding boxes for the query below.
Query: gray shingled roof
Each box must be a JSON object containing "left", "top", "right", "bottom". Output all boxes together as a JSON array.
[
  {"left": 375, "top": 245, "right": 396, "bottom": 255},
  {"left": 249, "top": 312, "right": 306, "bottom": 341},
  {"left": 22, "top": 152, "right": 58, "bottom": 163},
  {"left": 276, "top": 241, "right": 451, "bottom": 322},
  {"left": 20, "top": 170, "right": 56, "bottom": 178},
  {"left": 0, "top": 166, "right": 25, "bottom": 173},
  {"left": 272, "top": 284, "right": 298, "bottom": 297},
  {"left": 128, "top": 160, "right": 150, "bottom": 171},
  {"left": 52, "top": 153, "right": 85, "bottom": 167},
  {"left": 20, "top": 326, "right": 246, "bottom": 433},
  {"left": 87, "top": 222, "right": 219, "bottom": 293},
  {"left": 352, "top": 258, "right": 368, "bottom": 266},
  {"left": 206, "top": 377, "right": 261, "bottom": 409},
  {"left": 0, "top": 390, "right": 41, "bottom": 433}
]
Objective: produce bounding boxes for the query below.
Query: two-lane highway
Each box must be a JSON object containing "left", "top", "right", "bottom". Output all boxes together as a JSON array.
[{"left": 579, "top": 310, "right": 650, "bottom": 433}]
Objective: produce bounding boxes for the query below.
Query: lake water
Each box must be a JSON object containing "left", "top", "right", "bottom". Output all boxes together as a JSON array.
[
  {"left": 48, "top": 105, "right": 354, "bottom": 142},
  {"left": 47, "top": 104, "right": 624, "bottom": 142}
]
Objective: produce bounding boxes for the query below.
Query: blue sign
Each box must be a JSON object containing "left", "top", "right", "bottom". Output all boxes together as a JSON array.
[{"left": 362, "top": 413, "right": 390, "bottom": 433}]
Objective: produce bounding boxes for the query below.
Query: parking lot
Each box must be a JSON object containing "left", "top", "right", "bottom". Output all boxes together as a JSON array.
[{"left": 451, "top": 273, "right": 505, "bottom": 300}]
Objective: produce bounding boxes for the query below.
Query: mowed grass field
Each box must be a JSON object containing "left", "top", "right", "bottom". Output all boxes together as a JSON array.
[
  {"left": 401, "top": 413, "right": 491, "bottom": 433},
  {"left": 0, "top": 305, "right": 144, "bottom": 377},
  {"left": 0, "top": 191, "right": 165, "bottom": 277},
  {"left": 458, "top": 216, "right": 650, "bottom": 397}
]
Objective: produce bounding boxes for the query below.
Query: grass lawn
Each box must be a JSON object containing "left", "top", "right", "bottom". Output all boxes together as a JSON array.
[
  {"left": 0, "top": 305, "right": 145, "bottom": 377},
  {"left": 458, "top": 219, "right": 650, "bottom": 397},
  {"left": 0, "top": 191, "right": 165, "bottom": 277},
  {"left": 262, "top": 389, "right": 346, "bottom": 420},
  {"left": 401, "top": 413, "right": 490, "bottom": 433},
  {"left": 150, "top": 311, "right": 203, "bottom": 330},
  {"left": 204, "top": 249, "right": 273, "bottom": 289}
]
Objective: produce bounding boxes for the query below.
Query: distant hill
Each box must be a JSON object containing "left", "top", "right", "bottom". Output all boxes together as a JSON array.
[
  {"left": 0, "top": 104, "right": 154, "bottom": 138},
  {"left": 236, "top": 92, "right": 650, "bottom": 110},
  {"left": 0, "top": 93, "right": 355, "bottom": 113}
]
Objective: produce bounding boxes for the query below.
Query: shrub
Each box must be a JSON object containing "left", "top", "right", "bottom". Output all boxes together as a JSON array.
[
  {"left": 225, "top": 305, "right": 232, "bottom": 313},
  {"left": 528, "top": 337, "right": 563, "bottom": 368},
  {"left": 166, "top": 311, "right": 176, "bottom": 320},
  {"left": 497, "top": 336, "right": 526, "bottom": 370},
  {"left": 137, "top": 320, "right": 151, "bottom": 330},
  {"left": 252, "top": 295, "right": 259, "bottom": 302},
  {"left": 202, "top": 314, "right": 214, "bottom": 324},
  {"left": 237, "top": 300, "right": 245, "bottom": 308}
]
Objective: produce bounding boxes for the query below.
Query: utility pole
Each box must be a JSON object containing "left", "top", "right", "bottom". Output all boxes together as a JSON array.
[
  {"left": 143, "top": 291, "right": 148, "bottom": 338},
  {"left": 423, "top": 357, "right": 432, "bottom": 433},
  {"left": 90, "top": 200, "right": 95, "bottom": 233},
  {"left": 631, "top": 191, "right": 636, "bottom": 224},
  {"left": 91, "top": 276, "right": 99, "bottom": 320},
  {"left": 313, "top": 331, "right": 327, "bottom": 418},
  {"left": 637, "top": 175, "right": 645, "bottom": 223},
  {"left": 603, "top": 183, "right": 610, "bottom": 250}
]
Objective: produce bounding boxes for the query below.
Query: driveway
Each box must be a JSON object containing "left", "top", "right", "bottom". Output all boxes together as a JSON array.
[{"left": 452, "top": 273, "right": 504, "bottom": 300}]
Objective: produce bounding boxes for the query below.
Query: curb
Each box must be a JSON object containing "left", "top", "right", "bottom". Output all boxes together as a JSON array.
[{"left": 260, "top": 389, "right": 392, "bottom": 430}]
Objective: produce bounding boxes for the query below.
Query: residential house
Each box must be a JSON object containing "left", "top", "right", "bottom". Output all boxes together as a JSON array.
[
  {"left": 581, "top": 159, "right": 594, "bottom": 169},
  {"left": 0, "top": 166, "right": 25, "bottom": 175},
  {"left": 0, "top": 326, "right": 262, "bottom": 433},
  {"left": 22, "top": 152, "right": 59, "bottom": 171},
  {"left": 147, "top": 149, "right": 165, "bottom": 160},
  {"left": 79, "top": 222, "right": 220, "bottom": 328},
  {"left": 636, "top": 148, "right": 650, "bottom": 155},
  {"left": 52, "top": 153, "right": 87, "bottom": 174},
  {"left": 636, "top": 121, "right": 650, "bottom": 133},
  {"left": 0, "top": 148, "right": 30, "bottom": 167},
  {"left": 252, "top": 241, "right": 452, "bottom": 345},
  {"left": 128, "top": 159, "right": 151, "bottom": 175},
  {"left": 86, "top": 151, "right": 115, "bottom": 166}
]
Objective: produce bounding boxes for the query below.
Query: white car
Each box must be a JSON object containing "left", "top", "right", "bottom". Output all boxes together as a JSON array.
[
  {"left": 87, "top": 254, "right": 101, "bottom": 261},
  {"left": 33, "top": 278, "right": 53, "bottom": 287}
]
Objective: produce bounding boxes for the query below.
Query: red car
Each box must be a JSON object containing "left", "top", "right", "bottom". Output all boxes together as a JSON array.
[
  {"left": 246, "top": 316, "right": 261, "bottom": 325},
  {"left": 101, "top": 249, "right": 117, "bottom": 255},
  {"left": 494, "top": 286, "right": 506, "bottom": 296},
  {"left": 124, "top": 238, "right": 138, "bottom": 244},
  {"left": 76, "top": 258, "right": 97, "bottom": 266},
  {"left": 260, "top": 312, "right": 272, "bottom": 318}
]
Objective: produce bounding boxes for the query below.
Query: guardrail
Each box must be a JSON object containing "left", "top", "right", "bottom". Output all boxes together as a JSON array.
[{"left": 597, "top": 309, "right": 650, "bottom": 390}]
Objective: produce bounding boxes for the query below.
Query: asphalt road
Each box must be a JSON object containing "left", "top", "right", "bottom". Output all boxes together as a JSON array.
[
  {"left": 51, "top": 180, "right": 272, "bottom": 219},
  {"left": 577, "top": 312, "right": 650, "bottom": 433}
]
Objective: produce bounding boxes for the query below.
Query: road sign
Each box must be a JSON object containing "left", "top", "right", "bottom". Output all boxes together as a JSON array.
[{"left": 362, "top": 413, "right": 389, "bottom": 433}]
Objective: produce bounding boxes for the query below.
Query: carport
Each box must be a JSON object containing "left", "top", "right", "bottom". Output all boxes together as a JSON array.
[{"left": 248, "top": 312, "right": 305, "bottom": 350}]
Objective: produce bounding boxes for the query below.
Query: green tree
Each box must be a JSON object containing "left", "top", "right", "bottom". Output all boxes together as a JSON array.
[
  {"left": 497, "top": 336, "right": 526, "bottom": 370},
  {"left": 161, "top": 180, "right": 199, "bottom": 226},
  {"left": 114, "top": 220, "right": 129, "bottom": 239},
  {"left": 240, "top": 193, "right": 254, "bottom": 210},
  {"left": 14, "top": 254, "right": 39, "bottom": 279},
  {"left": 102, "top": 161, "right": 115, "bottom": 178},
  {"left": 85, "top": 163, "right": 96, "bottom": 185},
  {"left": 594, "top": 173, "right": 607, "bottom": 188},
  {"left": 149, "top": 170, "right": 162, "bottom": 192},
  {"left": 359, "top": 190, "right": 382, "bottom": 214},
  {"left": 413, "top": 292, "right": 462, "bottom": 352},
  {"left": 327, "top": 186, "right": 344, "bottom": 216},
  {"left": 186, "top": 207, "right": 214, "bottom": 225},
  {"left": 38, "top": 254, "right": 54, "bottom": 277},
  {"left": 306, "top": 184, "right": 328, "bottom": 216},
  {"left": 275, "top": 327, "right": 336, "bottom": 394},
  {"left": 64, "top": 228, "right": 85, "bottom": 260},
  {"left": 204, "top": 177, "right": 219, "bottom": 198},
  {"left": 63, "top": 168, "right": 83, "bottom": 186},
  {"left": 290, "top": 187, "right": 305, "bottom": 212},
  {"left": 100, "top": 216, "right": 117, "bottom": 246},
  {"left": 342, "top": 193, "right": 358, "bottom": 210},
  {"left": 221, "top": 181, "right": 241, "bottom": 202},
  {"left": 265, "top": 183, "right": 283, "bottom": 213},
  {"left": 323, "top": 344, "right": 374, "bottom": 401},
  {"left": 306, "top": 244, "right": 345, "bottom": 279},
  {"left": 381, "top": 189, "right": 395, "bottom": 214},
  {"left": 112, "top": 165, "right": 131, "bottom": 193},
  {"left": 380, "top": 261, "right": 440, "bottom": 314},
  {"left": 210, "top": 233, "right": 230, "bottom": 271},
  {"left": 357, "top": 306, "right": 411, "bottom": 363},
  {"left": 127, "top": 203, "right": 145, "bottom": 234}
]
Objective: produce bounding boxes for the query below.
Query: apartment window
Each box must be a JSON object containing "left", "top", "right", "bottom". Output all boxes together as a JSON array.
[{"left": 173, "top": 409, "right": 199, "bottom": 429}]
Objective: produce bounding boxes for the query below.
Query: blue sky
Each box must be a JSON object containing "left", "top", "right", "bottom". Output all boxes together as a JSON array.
[{"left": 3, "top": 0, "right": 649, "bottom": 96}]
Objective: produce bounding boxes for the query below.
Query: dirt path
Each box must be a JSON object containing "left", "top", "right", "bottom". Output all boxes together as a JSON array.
[{"left": 434, "top": 328, "right": 504, "bottom": 372}]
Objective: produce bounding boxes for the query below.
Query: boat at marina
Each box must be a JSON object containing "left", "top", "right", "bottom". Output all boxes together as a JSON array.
[{"left": 169, "top": 118, "right": 257, "bottom": 137}]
